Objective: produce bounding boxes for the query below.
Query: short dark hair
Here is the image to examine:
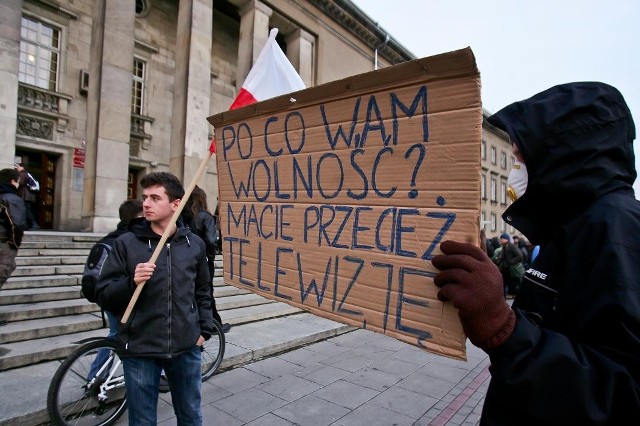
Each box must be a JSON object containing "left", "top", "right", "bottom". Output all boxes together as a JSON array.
[
  {"left": 119, "top": 199, "right": 143, "bottom": 225},
  {"left": 0, "top": 168, "right": 19, "bottom": 185},
  {"left": 139, "top": 172, "right": 184, "bottom": 201}
]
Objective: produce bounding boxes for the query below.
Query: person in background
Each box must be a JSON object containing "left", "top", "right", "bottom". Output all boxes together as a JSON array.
[
  {"left": 0, "top": 168, "right": 27, "bottom": 297},
  {"left": 494, "top": 233, "right": 523, "bottom": 298},
  {"left": 14, "top": 162, "right": 39, "bottom": 230},
  {"left": 183, "top": 185, "right": 231, "bottom": 333},
  {"left": 213, "top": 198, "right": 222, "bottom": 254},
  {"left": 512, "top": 235, "right": 530, "bottom": 269},
  {"left": 96, "top": 172, "right": 213, "bottom": 425},
  {"left": 431, "top": 82, "right": 640, "bottom": 424},
  {"left": 86, "top": 199, "right": 143, "bottom": 378}
]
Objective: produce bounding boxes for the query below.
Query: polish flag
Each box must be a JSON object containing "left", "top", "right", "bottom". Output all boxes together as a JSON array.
[{"left": 209, "top": 28, "right": 306, "bottom": 153}]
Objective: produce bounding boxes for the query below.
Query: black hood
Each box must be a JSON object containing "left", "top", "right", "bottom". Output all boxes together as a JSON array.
[
  {"left": 0, "top": 182, "right": 18, "bottom": 195},
  {"left": 487, "top": 82, "right": 636, "bottom": 243}
]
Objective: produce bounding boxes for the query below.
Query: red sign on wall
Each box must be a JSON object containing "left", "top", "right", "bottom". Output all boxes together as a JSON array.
[{"left": 73, "top": 148, "right": 85, "bottom": 168}]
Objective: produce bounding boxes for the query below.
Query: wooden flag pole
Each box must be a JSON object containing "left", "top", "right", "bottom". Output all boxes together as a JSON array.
[{"left": 121, "top": 149, "right": 215, "bottom": 324}]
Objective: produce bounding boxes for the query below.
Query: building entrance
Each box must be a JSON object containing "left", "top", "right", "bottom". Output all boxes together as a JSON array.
[{"left": 15, "top": 149, "right": 57, "bottom": 230}]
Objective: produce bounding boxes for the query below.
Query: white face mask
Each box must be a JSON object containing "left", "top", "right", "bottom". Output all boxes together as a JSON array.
[{"left": 507, "top": 160, "right": 528, "bottom": 202}]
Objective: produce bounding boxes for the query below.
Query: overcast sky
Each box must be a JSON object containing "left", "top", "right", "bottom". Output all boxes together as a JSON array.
[{"left": 350, "top": 0, "right": 640, "bottom": 197}]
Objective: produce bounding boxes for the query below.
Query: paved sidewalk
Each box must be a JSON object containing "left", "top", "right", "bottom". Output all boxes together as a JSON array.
[{"left": 116, "top": 329, "right": 490, "bottom": 426}]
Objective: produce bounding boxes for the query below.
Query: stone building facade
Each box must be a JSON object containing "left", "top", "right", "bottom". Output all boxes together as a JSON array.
[
  {"left": 481, "top": 110, "right": 518, "bottom": 239},
  {"left": 1, "top": 0, "right": 510, "bottom": 234}
]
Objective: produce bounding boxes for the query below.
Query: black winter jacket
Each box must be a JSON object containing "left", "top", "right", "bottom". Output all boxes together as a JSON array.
[
  {"left": 484, "top": 82, "right": 640, "bottom": 425},
  {"left": 95, "top": 220, "right": 214, "bottom": 358},
  {"left": 0, "top": 183, "right": 27, "bottom": 247}
]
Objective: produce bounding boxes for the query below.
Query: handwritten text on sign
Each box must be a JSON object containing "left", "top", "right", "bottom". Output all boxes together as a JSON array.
[{"left": 212, "top": 52, "right": 481, "bottom": 360}]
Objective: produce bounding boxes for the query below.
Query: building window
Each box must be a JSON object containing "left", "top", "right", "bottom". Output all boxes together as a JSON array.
[
  {"left": 511, "top": 155, "right": 516, "bottom": 167},
  {"left": 490, "top": 146, "right": 497, "bottom": 165},
  {"left": 481, "top": 210, "right": 486, "bottom": 230},
  {"left": 132, "top": 58, "right": 145, "bottom": 115},
  {"left": 19, "top": 16, "right": 60, "bottom": 91},
  {"left": 501, "top": 151, "right": 507, "bottom": 169},
  {"left": 490, "top": 176, "right": 497, "bottom": 202},
  {"left": 481, "top": 174, "right": 486, "bottom": 200},
  {"left": 501, "top": 219, "right": 507, "bottom": 232},
  {"left": 490, "top": 213, "right": 497, "bottom": 232},
  {"left": 501, "top": 179, "right": 507, "bottom": 204},
  {"left": 481, "top": 140, "right": 486, "bottom": 160}
]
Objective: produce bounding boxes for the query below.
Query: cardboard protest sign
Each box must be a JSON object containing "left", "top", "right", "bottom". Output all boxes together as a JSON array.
[{"left": 207, "top": 48, "right": 481, "bottom": 360}]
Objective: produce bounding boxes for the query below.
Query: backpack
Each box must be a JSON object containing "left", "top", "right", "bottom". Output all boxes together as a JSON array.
[
  {"left": 0, "top": 200, "right": 25, "bottom": 249},
  {"left": 81, "top": 241, "right": 113, "bottom": 303}
]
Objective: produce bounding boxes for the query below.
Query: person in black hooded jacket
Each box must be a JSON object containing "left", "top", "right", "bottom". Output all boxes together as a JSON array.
[
  {"left": 432, "top": 82, "right": 640, "bottom": 425},
  {"left": 0, "top": 168, "right": 26, "bottom": 293}
]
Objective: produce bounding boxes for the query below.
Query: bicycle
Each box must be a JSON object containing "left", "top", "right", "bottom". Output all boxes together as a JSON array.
[{"left": 47, "top": 319, "right": 226, "bottom": 426}]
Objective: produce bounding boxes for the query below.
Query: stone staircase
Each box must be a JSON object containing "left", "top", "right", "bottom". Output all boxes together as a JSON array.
[{"left": 0, "top": 231, "right": 305, "bottom": 372}]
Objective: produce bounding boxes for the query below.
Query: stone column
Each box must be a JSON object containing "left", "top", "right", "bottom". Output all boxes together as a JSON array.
[
  {"left": 285, "top": 28, "right": 315, "bottom": 87},
  {"left": 169, "top": 0, "right": 213, "bottom": 186},
  {"left": 0, "top": 0, "right": 22, "bottom": 168},
  {"left": 236, "top": 0, "right": 272, "bottom": 90},
  {"left": 83, "top": 0, "right": 135, "bottom": 232}
]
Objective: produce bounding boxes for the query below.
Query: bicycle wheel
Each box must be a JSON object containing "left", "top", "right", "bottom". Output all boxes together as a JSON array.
[
  {"left": 201, "top": 318, "right": 225, "bottom": 381},
  {"left": 47, "top": 338, "right": 127, "bottom": 426}
]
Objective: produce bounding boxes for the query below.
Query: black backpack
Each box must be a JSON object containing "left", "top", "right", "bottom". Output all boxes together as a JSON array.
[{"left": 81, "top": 240, "right": 114, "bottom": 303}]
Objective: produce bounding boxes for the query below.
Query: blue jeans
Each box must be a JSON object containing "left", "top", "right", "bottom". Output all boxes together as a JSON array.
[
  {"left": 88, "top": 310, "right": 119, "bottom": 379},
  {"left": 122, "top": 347, "right": 202, "bottom": 426}
]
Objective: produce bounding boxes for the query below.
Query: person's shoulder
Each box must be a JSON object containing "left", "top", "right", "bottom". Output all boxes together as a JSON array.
[
  {"left": 0, "top": 192, "right": 25, "bottom": 207},
  {"left": 180, "top": 225, "right": 206, "bottom": 247},
  {"left": 197, "top": 210, "right": 214, "bottom": 220},
  {"left": 584, "top": 190, "right": 640, "bottom": 221},
  {"left": 109, "top": 230, "right": 138, "bottom": 247},
  {"left": 576, "top": 190, "right": 640, "bottom": 244}
]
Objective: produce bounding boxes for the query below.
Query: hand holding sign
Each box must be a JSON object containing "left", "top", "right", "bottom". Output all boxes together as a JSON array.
[{"left": 432, "top": 240, "right": 515, "bottom": 349}]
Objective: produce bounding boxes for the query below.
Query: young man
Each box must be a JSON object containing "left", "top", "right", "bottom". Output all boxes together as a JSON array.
[
  {"left": 432, "top": 82, "right": 640, "bottom": 424},
  {"left": 96, "top": 172, "right": 213, "bottom": 425},
  {"left": 0, "top": 168, "right": 27, "bottom": 294}
]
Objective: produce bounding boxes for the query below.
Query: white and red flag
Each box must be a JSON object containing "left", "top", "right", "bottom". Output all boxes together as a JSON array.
[{"left": 209, "top": 28, "right": 306, "bottom": 153}]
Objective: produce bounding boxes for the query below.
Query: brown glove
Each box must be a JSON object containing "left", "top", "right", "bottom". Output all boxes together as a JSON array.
[{"left": 432, "top": 240, "right": 516, "bottom": 349}]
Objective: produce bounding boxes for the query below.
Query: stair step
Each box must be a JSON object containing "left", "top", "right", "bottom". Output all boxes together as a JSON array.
[
  {"left": 213, "top": 285, "right": 251, "bottom": 298},
  {"left": 216, "top": 293, "right": 275, "bottom": 311},
  {"left": 15, "top": 255, "right": 87, "bottom": 267},
  {"left": 0, "top": 327, "right": 108, "bottom": 370},
  {"left": 0, "top": 299, "right": 99, "bottom": 323},
  {"left": 0, "top": 313, "right": 103, "bottom": 344},
  {"left": 19, "top": 241, "right": 95, "bottom": 250},
  {"left": 222, "top": 301, "right": 302, "bottom": 324},
  {"left": 0, "top": 286, "right": 82, "bottom": 305},
  {"left": 3, "top": 275, "right": 80, "bottom": 290},
  {"left": 12, "top": 264, "right": 84, "bottom": 277},
  {"left": 18, "top": 248, "right": 91, "bottom": 256}
]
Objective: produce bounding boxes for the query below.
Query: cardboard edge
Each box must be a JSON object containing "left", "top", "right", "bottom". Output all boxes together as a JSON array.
[{"left": 207, "top": 47, "right": 478, "bottom": 128}]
